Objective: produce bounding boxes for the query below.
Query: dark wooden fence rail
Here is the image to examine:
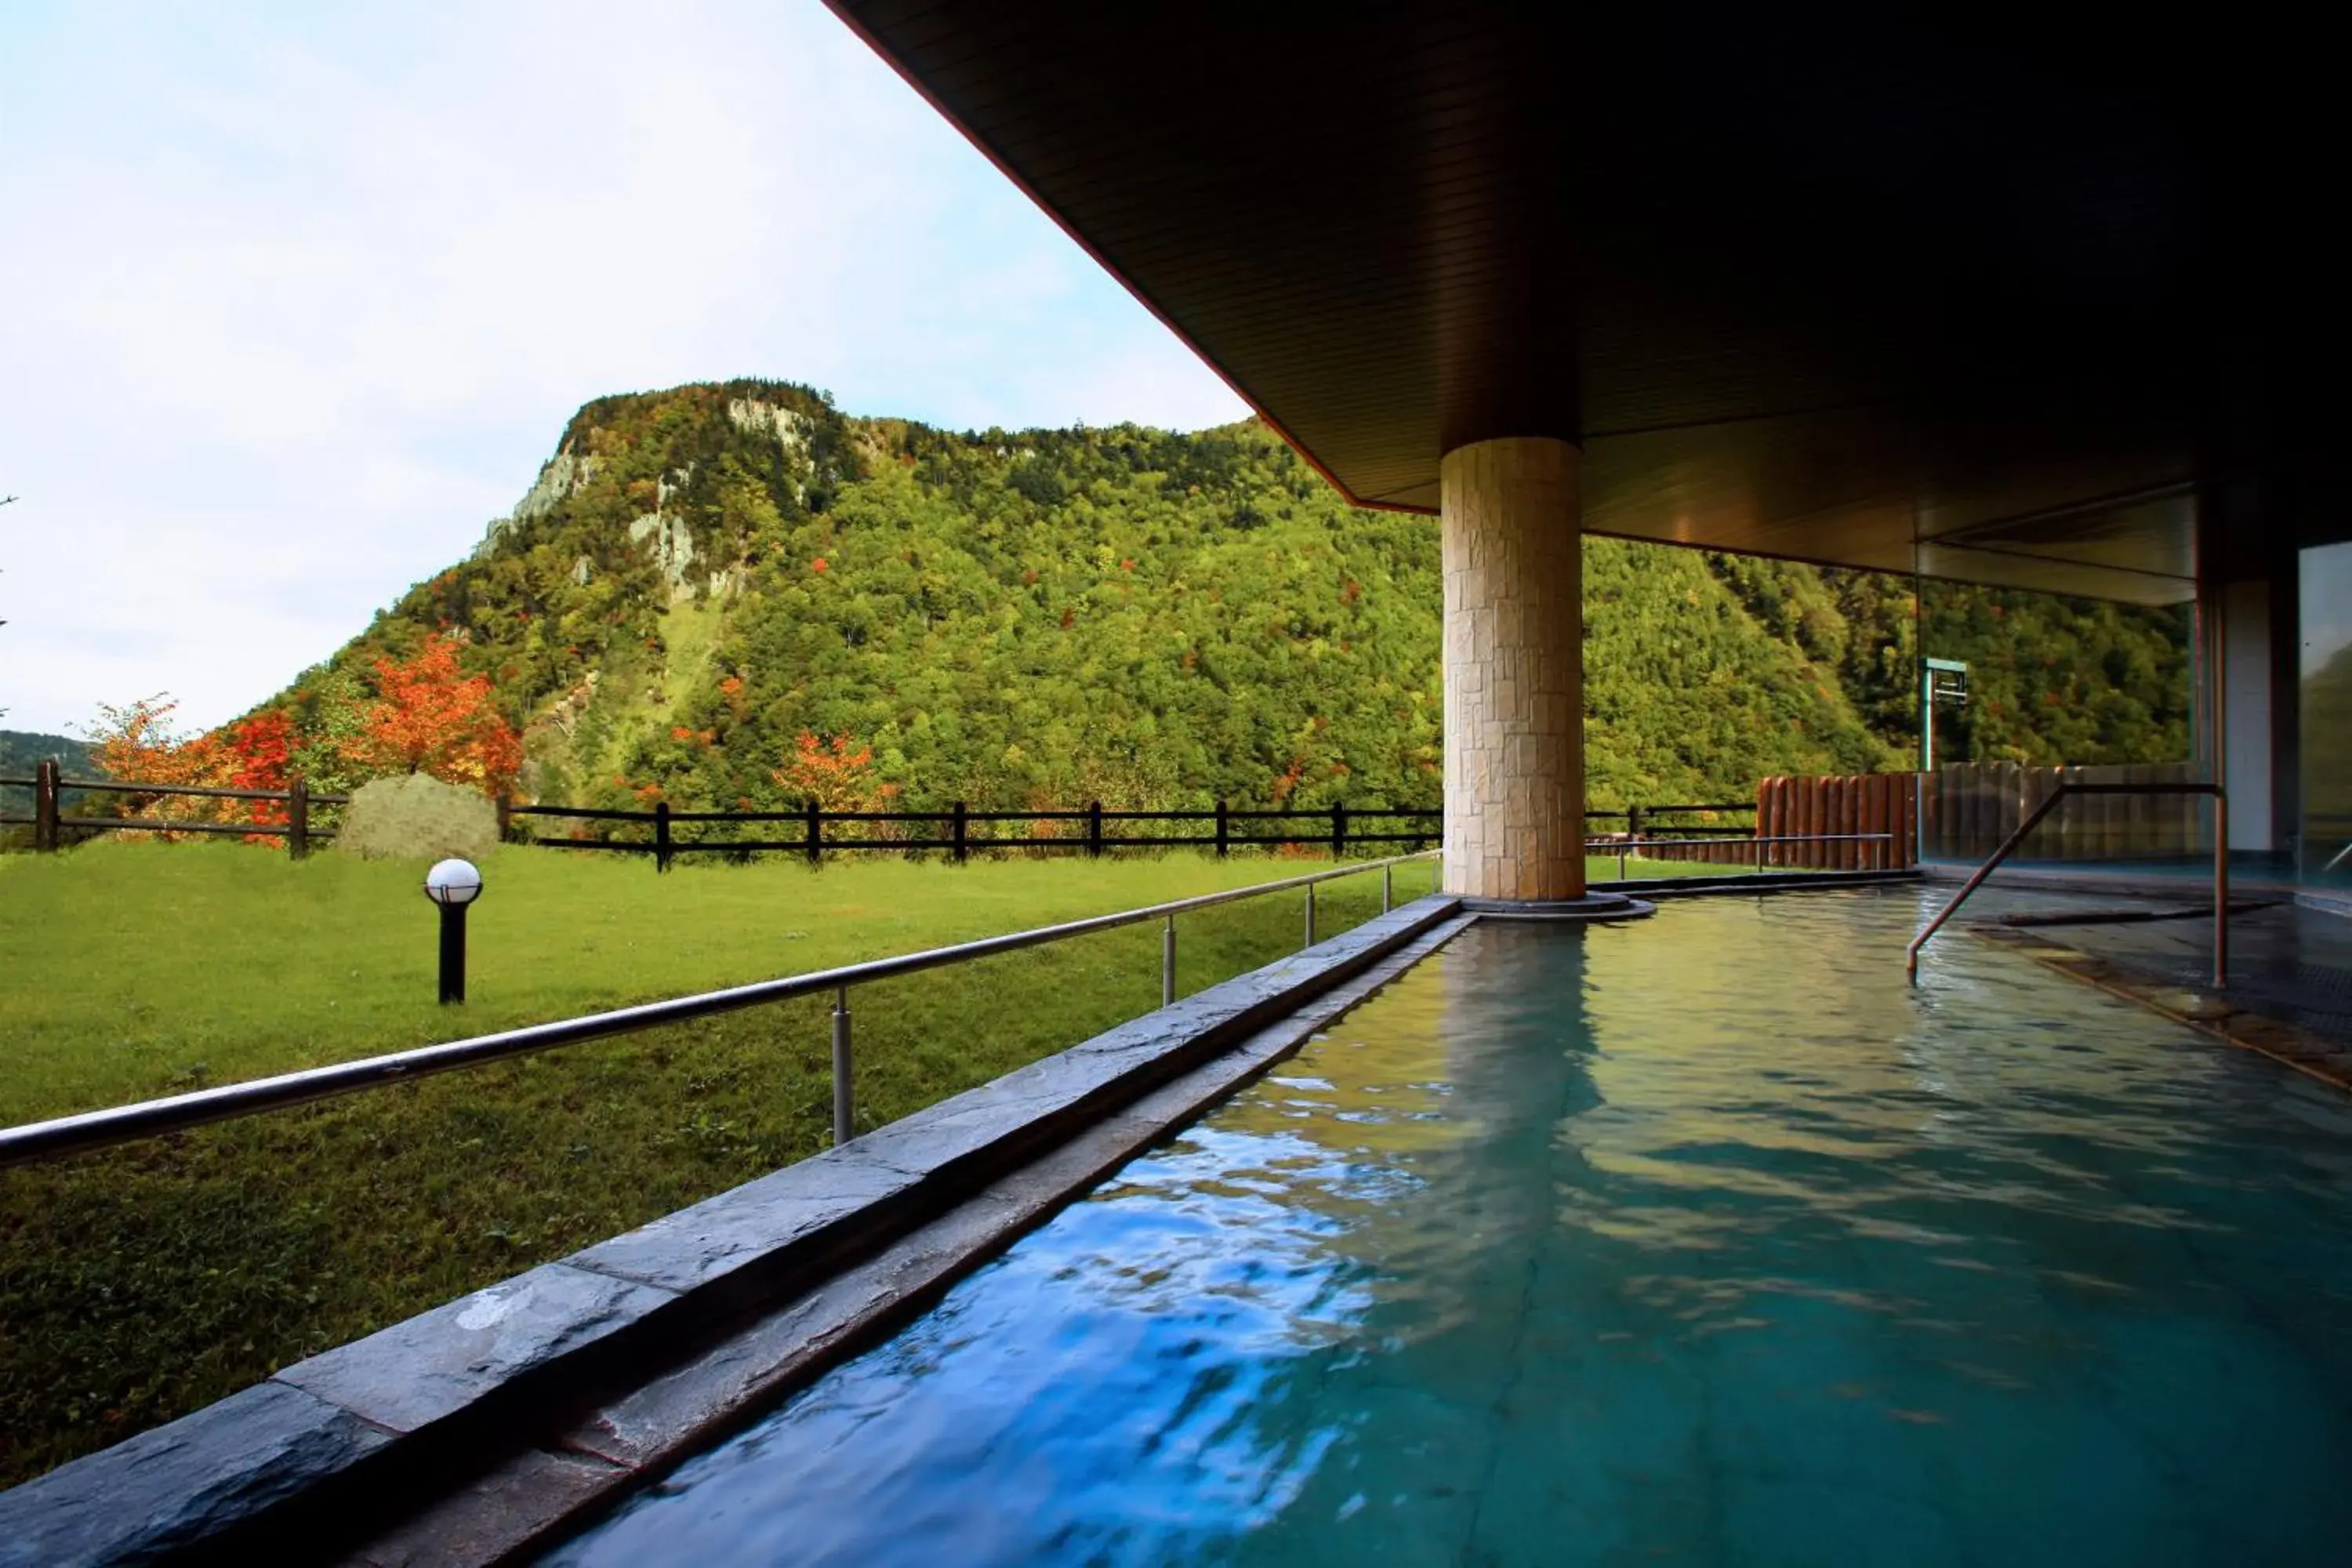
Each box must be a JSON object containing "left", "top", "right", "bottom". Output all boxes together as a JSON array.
[
  {"left": 5, "top": 761, "right": 1799, "bottom": 875},
  {"left": 1582, "top": 802, "right": 1762, "bottom": 866},
  {"left": 511, "top": 799, "right": 1446, "bottom": 870},
  {"left": 0, "top": 761, "right": 350, "bottom": 858}
]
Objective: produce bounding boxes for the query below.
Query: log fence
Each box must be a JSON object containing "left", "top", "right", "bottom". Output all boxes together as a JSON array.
[{"left": 1754, "top": 774, "right": 1921, "bottom": 870}]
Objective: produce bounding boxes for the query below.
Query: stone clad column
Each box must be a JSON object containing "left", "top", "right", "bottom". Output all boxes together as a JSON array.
[{"left": 1441, "top": 436, "right": 1584, "bottom": 901}]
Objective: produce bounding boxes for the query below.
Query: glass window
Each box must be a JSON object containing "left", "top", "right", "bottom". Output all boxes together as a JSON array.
[{"left": 2300, "top": 542, "right": 2352, "bottom": 887}]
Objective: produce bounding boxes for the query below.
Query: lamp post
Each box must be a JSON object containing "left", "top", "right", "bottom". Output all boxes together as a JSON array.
[{"left": 423, "top": 858, "right": 484, "bottom": 1004}]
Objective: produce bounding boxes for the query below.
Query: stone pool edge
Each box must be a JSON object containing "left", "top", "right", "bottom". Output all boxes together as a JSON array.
[
  {"left": 1973, "top": 924, "right": 2352, "bottom": 1093},
  {"left": 365, "top": 909, "right": 1483, "bottom": 1566},
  {"left": 0, "top": 896, "right": 1466, "bottom": 1568}
]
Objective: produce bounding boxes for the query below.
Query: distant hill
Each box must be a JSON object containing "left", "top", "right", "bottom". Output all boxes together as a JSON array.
[
  {"left": 255, "top": 379, "right": 2190, "bottom": 815},
  {"left": 0, "top": 731, "right": 96, "bottom": 815}
]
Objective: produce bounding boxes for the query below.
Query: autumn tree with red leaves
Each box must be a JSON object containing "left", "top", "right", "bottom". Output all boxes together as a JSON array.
[
  {"left": 80, "top": 697, "right": 299, "bottom": 838},
  {"left": 350, "top": 635, "right": 523, "bottom": 794},
  {"left": 771, "top": 731, "right": 896, "bottom": 813}
]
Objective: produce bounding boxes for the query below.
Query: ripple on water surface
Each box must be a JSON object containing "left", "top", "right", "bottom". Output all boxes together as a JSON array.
[{"left": 547, "top": 890, "right": 2352, "bottom": 1567}]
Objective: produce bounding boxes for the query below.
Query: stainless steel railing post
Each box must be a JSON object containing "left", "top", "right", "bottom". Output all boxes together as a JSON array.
[
  {"left": 830, "top": 986, "right": 853, "bottom": 1146},
  {"left": 1162, "top": 914, "right": 1177, "bottom": 1007}
]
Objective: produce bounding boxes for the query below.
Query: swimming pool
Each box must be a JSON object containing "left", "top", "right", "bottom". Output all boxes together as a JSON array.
[{"left": 547, "top": 889, "right": 2352, "bottom": 1566}]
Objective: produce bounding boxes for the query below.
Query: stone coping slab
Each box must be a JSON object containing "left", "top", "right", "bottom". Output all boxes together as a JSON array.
[
  {"left": 0, "top": 896, "right": 1463, "bottom": 1567},
  {"left": 1456, "top": 891, "right": 1656, "bottom": 921},
  {"left": 2299, "top": 890, "right": 2352, "bottom": 921},
  {"left": 0, "top": 1381, "right": 394, "bottom": 1568}
]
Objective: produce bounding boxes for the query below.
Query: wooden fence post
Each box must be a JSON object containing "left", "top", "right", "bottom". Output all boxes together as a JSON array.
[
  {"left": 287, "top": 777, "right": 310, "bottom": 861},
  {"left": 952, "top": 800, "right": 968, "bottom": 863},
  {"left": 1215, "top": 800, "right": 1229, "bottom": 857},
  {"left": 1837, "top": 775, "right": 1857, "bottom": 870},
  {"left": 34, "top": 759, "right": 59, "bottom": 852},
  {"left": 805, "top": 800, "right": 821, "bottom": 866},
  {"left": 495, "top": 791, "right": 513, "bottom": 842},
  {"left": 654, "top": 801, "right": 673, "bottom": 873},
  {"left": 1331, "top": 803, "right": 1347, "bottom": 859},
  {"left": 1087, "top": 800, "right": 1104, "bottom": 858}
]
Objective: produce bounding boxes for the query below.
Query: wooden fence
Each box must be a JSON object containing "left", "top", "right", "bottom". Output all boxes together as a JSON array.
[
  {"left": 1918, "top": 760, "right": 2206, "bottom": 862},
  {"left": 510, "top": 799, "right": 1442, "bottom": 868},
  {"left": 0, "top": 763, "right": 1443, "bottom": 867},
  {"left": 1752, "top": 774, "right": 1919, "bottom": 869},
  {"left": 3, "top": 767, "right": 1818, "bottom": 874},
  {"left": 1583, "top": 802, "right": 1773, "bottom": 867},
  {"left": 45, "top": 755, "right": 2164, "bottom": 873},
  {"left": 0, "top": 761, "right": 347, "bottom": 857}
]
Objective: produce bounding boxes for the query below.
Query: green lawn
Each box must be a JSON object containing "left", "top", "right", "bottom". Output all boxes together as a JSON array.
[
  {"left": 0, "top": 841, "right": 1441, "bottom": 1484},
  {"left": 0, "top": 840, "right": 1730, "bottom": 1483},
  {"left": 0, "top": 841, "right": 1431, "bottom": 1123},
  {"left": 0, "top": 843, "right": 1724, "bottom": 1124}
]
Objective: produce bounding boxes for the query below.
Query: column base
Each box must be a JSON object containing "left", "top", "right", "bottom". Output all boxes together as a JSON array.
[{"left": 1457, "top": 892, "right": 1657, "bottom": 922}]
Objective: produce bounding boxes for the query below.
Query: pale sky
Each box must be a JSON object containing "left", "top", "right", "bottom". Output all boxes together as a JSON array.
[{"left": 0, "top": 1, "right": 1246, "bottom": 735}]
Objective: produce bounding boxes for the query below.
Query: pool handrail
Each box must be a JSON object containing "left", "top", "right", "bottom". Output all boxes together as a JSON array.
[
  {"left": 0, "top": 852, "right": 1438, "bottom": 1171},
  {"left": 1582, "top": 831, "right": 1899, "bottom": 882},
  {"left": 1907, "top": 781, "right": 2227, "bottom": 988}
]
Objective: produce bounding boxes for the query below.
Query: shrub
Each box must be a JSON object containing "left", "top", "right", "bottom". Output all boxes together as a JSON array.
[{"left": 335, "top": 775, "right": 498, "bottom": 862}]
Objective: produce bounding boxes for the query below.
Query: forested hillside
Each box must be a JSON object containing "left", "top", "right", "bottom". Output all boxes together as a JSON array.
[
  {"left": 254, "top": 379, "right": 2190, "bottom": 815},
  {"left": 0, "top": 731, "right": 96, "bottom": 816}
]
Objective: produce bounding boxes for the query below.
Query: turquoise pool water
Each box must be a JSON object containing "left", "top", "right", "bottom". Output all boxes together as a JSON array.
[{"left": 549, "top": 890, "right": 2352, "bottom": 1566}]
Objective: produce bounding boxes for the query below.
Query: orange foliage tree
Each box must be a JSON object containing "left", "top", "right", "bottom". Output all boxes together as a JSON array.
[
  {"left": 771, "top": 731, "right": 897, "bottom": 814},
  {"left": 349, "top": 635, "right": 523, "bottom": 794},
  {"left": 81, "top": 697, "right": 299, "bottom": 839}
]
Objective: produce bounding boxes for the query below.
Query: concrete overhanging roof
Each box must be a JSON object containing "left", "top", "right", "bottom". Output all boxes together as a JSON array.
[{"left": 829, "top": 4, "right": 2352, "bottom": 604}]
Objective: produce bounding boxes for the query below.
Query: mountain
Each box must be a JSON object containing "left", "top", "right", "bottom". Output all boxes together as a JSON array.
[{"left": 262, "top": 379, "right": 2190, "bottom": 815}]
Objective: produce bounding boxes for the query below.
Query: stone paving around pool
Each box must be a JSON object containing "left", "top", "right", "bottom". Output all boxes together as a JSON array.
[{"left": 1967, "top": 893, "right": 2352, "bottom": 1093}]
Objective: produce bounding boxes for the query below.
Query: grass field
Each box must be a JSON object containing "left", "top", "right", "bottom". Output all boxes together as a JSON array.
[
  {"left": 0, "top": 841, "right": 1418, "bottom": 1123},
  {"left": 0, "top": 840, "right": 1711, "bottom": 1483}
]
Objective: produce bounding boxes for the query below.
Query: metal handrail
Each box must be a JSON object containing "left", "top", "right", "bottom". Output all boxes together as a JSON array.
[
  {"left": 1587, "top": 831, "right": 1898, "bottom": 882},
  {"left": 0, "top": 853, "right": 1438, "bottom": 1170},
  {"left": 1907, "top": 782, "right": 2227, "bottom": 987},
  {"left": 1583, "top": 833, "right": 1894, "bottom": 848}
]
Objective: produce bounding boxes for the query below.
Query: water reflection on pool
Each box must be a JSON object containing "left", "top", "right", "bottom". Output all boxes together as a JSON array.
[{"left": 548, "top": 890, "right": 2352, "bottom": 1566}]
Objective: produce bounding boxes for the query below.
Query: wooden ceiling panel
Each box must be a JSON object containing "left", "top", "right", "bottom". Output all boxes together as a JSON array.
[{"left": 833, "top": 2, "right": 2351, "bottom": 596}]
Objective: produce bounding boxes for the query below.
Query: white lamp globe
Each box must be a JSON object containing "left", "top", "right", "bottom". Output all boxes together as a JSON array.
[{"left": 423, "top": 858, "right": 485, "bottom": 908}]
